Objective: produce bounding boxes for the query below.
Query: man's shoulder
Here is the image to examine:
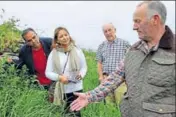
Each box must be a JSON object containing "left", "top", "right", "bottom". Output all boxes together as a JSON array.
[
  {"left": 39, "top": 37, "right": 53, "bottom": 46},
  {"left": 116, "top": 38, "right": 129, "bottom": 44},
  {"left": 39, "top": 37, "right": 52, "bottom": 41},
  {"left": 128, "top": 40, "right": 141, "bottom": 51},
  {"left": 19, "top": 44, "right": 29, "bottom": 53},
  {"left": 98, "top": 41, "right": 107, "bottom": 47}
]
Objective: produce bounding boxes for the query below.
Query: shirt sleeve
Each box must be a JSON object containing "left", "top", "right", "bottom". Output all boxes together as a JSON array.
[
  {"left": 78, "top": 49, "right": 87, "bottom": 78},
  {"left": 96, "top": 44, "right": 103, "bottom": 62},
  {"left": 86, "top": 59, "right": 125, "bottom": 102},
  {"left": 45, "top": 50, "right": 60, "bottom": 81},
  {"left": 15, "top": 47, "right": 25, "bottom": 69}
]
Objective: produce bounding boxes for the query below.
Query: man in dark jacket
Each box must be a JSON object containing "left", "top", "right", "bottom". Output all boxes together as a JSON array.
[{"left": 15, "top": 28, "right": 52, "bottom": 90}]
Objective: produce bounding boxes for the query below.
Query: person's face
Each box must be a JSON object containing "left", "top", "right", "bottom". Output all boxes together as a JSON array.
[
  {"left": 133, "top": 4, "right": 155, "bottom": 42},
  {"left": 57, "top": 29, "right": 70, "bottom": 46},
  {"left": 24, "top": 31, "right": 40, "bottom": 47},
  {"left": 103, "top": 24, "right": 116, "bottom": 41}
]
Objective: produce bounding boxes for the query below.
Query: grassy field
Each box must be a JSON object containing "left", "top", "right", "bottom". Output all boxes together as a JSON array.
[
  {"left": 0, "top": 11, "right": 121, "bottom": 116},
  {"left": 81, "top": 50, "right": 121, "bottom": 117},
  {"left": 0, "top": 50, "right": 121, "bottom": 117}
]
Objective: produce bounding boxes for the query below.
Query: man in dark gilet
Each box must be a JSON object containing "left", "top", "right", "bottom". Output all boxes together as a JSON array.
[{"left": 70, "top": 1, "right": 175, "bottom": 117}]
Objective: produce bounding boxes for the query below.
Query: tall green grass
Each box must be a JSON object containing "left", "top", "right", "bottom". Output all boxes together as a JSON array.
[
  {"left": 82, "top": 50, "right": 121, "bottom": 117},
  {"left": 0, "top": 10, "right": 121, "bottom": 116},
  {"left": 0, "top": 51, "right": 121, "bottom": 117}
]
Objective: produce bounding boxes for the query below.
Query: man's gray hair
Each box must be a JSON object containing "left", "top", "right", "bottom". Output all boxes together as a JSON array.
[
  {"left": 138, "top": 1, "right": 167, "bottom": 24},
  {"left": 21, "top": 28, "right": 37, "bottom": 40}
]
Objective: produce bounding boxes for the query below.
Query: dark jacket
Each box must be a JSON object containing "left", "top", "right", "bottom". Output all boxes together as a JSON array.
[{"left": 16, "top": 37, "right": 52, "bottom": 75}]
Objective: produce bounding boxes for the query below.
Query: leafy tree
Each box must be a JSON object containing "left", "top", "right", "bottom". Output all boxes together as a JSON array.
[{"left": 0, "top": 9, "right": 23, "bottom": 53}]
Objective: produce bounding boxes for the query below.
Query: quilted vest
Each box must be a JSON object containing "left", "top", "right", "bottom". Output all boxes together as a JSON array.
[{"left": 120, "top": 47, "right": 175, "bottom": 117}]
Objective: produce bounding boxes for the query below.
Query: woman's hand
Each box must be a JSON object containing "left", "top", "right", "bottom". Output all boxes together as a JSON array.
[
  {"left": 59, "top": 75, "right": 69, "bottom": 84},
  {"left": 75, "top": 73, "right": 82, "bottom": 80}
]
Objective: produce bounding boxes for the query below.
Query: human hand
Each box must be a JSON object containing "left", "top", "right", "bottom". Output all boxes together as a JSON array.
[
  {"left": 59, "top": 75, "right": 68, "bottom": 84},
  {"left": 98, "top": 77, "right": 104, "bottom": 83},
  {"left": 7, "top": 57, "right": 13, "bottom": 63},
  {"left": 75, "top": 73, "right": 82, "bottom": 80},
  {"left": 70, "top": 92, "right": 89, "bottom": 111}
]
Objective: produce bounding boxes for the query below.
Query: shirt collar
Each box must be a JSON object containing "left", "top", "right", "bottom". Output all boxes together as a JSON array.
[
  {"left": 132, "top": 25, "right": 174, "bottom": 54},
  {"left": 106, "top": 37, "right": 118, "bottom": 44}
]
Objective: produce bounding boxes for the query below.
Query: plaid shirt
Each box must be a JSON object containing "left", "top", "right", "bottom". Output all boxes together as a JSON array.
[
  {"left": 86, "top": 40, "right": 158, "bottom": 102},
  {"left": 96, "top": 38, "right": 130, "bottom": 74}
]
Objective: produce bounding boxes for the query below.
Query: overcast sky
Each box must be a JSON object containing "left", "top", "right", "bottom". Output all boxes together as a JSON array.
[{"left": 0, "top": 1, "right": 175, "bottom": 50}]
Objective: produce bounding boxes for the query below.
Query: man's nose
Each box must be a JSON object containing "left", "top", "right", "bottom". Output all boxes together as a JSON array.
[
  {"left": 31, "top": 38, "right": 35, "bottom": 43},
  {"left": 106, "top": 31, "right": 111, "bottom": 35},
  {"left": 133, "top": 23, "right": 138, "bottom": 30}
]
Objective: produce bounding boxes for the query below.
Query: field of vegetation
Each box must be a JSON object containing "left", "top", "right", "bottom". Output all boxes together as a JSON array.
[{"left": 0, "top": 9, "right": 121, "bottom": 117}]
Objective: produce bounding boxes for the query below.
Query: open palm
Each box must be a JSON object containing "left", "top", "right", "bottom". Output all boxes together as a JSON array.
[{"left": 70, "top": 92, "right": 89, "bottom": 111}]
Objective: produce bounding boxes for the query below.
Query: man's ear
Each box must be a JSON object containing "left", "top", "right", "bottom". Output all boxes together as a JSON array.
[{"left": 152, "top": 15, "right": 160, "bottom": 25}]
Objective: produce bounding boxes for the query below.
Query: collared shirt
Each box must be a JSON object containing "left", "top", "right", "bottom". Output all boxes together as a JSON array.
[
  {"left": 96, "top": 38, "right": 130, "bottom": 74},
  {"left": 86, "top": 40, "right": 159, "bottom": 102},
  {"left": 135, "top": 40, "right": 159, "bottom": 54}
]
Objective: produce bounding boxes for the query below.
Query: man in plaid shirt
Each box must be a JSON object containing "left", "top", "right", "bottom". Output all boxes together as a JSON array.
[{"left": 96, "top": 23, "right": 130, "bottom": 105}]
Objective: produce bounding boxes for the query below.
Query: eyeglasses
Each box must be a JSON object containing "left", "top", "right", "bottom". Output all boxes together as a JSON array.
[{"left": 26, "top": 35, "right": 36, "bottom": 43}]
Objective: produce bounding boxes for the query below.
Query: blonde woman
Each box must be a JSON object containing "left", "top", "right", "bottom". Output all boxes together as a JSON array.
[{"left": 45, "top": 27, "right": 87, "bottom": 117}]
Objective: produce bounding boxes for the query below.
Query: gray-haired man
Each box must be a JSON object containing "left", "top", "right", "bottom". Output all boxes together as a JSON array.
[
  {"left": 96, "top": 23, "right": 130, "bottom": 105},
  {"left": 71, "top": 1, "right": 175, "bottom": 117}
]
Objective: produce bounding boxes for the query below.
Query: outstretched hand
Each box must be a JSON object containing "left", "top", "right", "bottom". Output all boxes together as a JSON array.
[{"left": 70, "top": 92, "right": 89, "bottom": 111}]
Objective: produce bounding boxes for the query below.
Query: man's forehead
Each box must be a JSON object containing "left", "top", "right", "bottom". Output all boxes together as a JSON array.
[
  {"left": 103, "top": 24, "right": 115, "bottom": 30},
  {"left": 133, "top": 5, "right": 147, "bottom": 18},
  {"left": 24, "top": 31, "right": 35, "bottom": 39},
  {"left": 24, "top": 31, "right": 35, "bottom": 37}
]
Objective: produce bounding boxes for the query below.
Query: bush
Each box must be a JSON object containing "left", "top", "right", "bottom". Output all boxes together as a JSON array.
[{"left": 0, "top": 9, "right": 23, "bottom": 54}]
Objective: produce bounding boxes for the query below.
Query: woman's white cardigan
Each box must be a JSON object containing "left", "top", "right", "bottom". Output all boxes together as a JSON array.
[{"left": 45, "top": 47, "right": 87, "bottom": 93}]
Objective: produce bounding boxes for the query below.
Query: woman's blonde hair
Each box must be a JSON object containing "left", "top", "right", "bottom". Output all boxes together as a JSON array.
[{"left": 52, "top": 27, "right": 75, "bottom": 49}]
